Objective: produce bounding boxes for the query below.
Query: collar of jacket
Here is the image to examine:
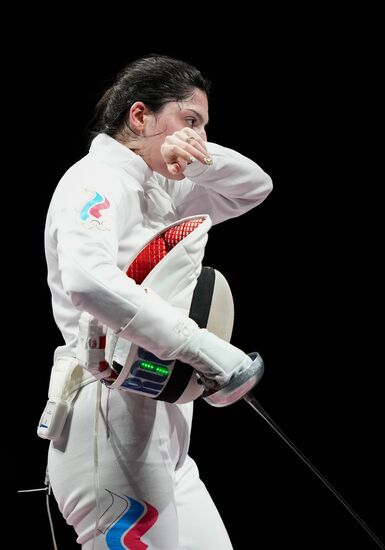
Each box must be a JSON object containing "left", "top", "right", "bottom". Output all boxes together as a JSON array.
[{"left": 89, "top": 133, "right": 153, "bottom": 186}]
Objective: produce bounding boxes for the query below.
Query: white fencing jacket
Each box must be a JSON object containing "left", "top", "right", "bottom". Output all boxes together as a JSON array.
[{"left": 45, "top": 133, "right": 273, "bottom": 361}]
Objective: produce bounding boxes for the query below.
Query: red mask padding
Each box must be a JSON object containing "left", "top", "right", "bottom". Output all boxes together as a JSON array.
[{"left": 126, "top": 218, "right": 205, "bottom": 284}]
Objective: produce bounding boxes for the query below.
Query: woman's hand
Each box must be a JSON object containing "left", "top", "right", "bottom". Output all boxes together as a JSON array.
[{"left": 161, "top": 128, "right": 213, "bottom": 177}]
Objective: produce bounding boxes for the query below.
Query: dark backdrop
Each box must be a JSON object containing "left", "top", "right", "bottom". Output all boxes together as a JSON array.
[{"left": 12, "top": 15, "right": 383, "bottom": 550}]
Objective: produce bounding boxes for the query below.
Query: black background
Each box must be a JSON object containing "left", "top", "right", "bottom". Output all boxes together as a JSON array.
[{"left": 12, "top": 11, "right": 383, "bottom": 550}]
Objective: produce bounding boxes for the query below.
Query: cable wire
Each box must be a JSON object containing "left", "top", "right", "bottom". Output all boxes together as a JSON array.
[
  {"left": 45, "top": 482, "right": 59, "bottom": 550},
  {"left": 18, "top": 482, "right": 59, "bottom": 550},
  {"left": 91, "top": 381, "right": 102, "bottom": 550}
]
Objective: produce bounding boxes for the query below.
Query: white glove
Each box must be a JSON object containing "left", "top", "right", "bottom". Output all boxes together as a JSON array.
[{"left": 117, "top": 289, "right": 263, "bottom": 404}]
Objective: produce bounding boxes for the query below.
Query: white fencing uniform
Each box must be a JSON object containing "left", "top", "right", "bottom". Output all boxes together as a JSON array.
[{"left": 44, "top": 133, "right": 272, "bottom": 548}]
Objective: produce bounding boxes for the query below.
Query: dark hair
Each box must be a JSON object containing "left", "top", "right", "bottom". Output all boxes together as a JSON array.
[{"left": 90, "top": 54, "right": 211, "bottom": 140}]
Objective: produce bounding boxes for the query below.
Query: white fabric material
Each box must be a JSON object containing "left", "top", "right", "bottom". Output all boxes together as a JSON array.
[
  {"left": 45, "top": 133, "right": 272, "bottom": 362},
  {"left": 77, "top": 313, "right": 110, "bottom": 379},
  {"left": 105, "top": 214, "right": 211, "bottom": 399},
  {"left": 134, "top": 214, "right": 211, "bottom": 311},
  {"left": 118, "top": 288, "right": 252, "bottom": 388},
  {"left": 47, "top": 357, "right": 85, "bottom": 400},
  {"left": 106, "top": 212, "right": 211, "bottom": 368},
  {"left": 37, "top": 357, "right": 92, "bottom": 440},
  {"left": 44, "top": 134, "right": 271, "bottom": 548},
  {"left": 110, "top": 213, "right": 249, "bottom": 389},
  {"left": 48, "top": 382, "right": 233, "bottom": 549}
]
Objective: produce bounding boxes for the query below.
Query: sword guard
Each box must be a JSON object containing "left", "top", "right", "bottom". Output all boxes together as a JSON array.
[{"left": 202, "top": 352, "right": 264, "bottom": 407}]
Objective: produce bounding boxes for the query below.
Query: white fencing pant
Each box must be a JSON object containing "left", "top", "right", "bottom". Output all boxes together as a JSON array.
[{"left": 48, "top": 381, "right": 233, "bottom": 549}]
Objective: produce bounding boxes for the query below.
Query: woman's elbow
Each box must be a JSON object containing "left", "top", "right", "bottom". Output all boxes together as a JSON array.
[{"left": 260, "top": 172, "right": 273, "bottom": 198}]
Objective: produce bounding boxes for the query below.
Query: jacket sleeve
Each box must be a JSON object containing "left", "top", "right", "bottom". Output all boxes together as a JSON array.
[
  {"left": 165, "top": 142, "right": 273, "bottom": 224},
  {"left": 48, "top": 165, "right": 146, "bottom": 331}
]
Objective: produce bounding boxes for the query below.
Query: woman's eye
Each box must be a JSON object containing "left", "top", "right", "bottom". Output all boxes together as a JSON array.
[{"left": 185, "top": 118, "right": 196, "bottom": 128}]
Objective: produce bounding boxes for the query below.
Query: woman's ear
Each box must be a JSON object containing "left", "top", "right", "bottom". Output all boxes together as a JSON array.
[{"left": 129, "top": 101, "right": 149, "bottom": 134}]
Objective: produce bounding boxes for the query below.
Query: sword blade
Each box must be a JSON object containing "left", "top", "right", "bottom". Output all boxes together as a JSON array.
[{"left": 243, "top": 392, "right": 384, "bottom": 549}]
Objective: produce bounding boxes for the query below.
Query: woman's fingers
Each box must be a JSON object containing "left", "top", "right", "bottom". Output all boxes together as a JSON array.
[
  {"left": 184, "top": 134, "right": 208, "bottom": 157},
  {"left": 166, "top": 158, "right": 188, "bottom": 176},
  {"left": 161, "top": 128, "right": 213, "bottom": 174}
]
